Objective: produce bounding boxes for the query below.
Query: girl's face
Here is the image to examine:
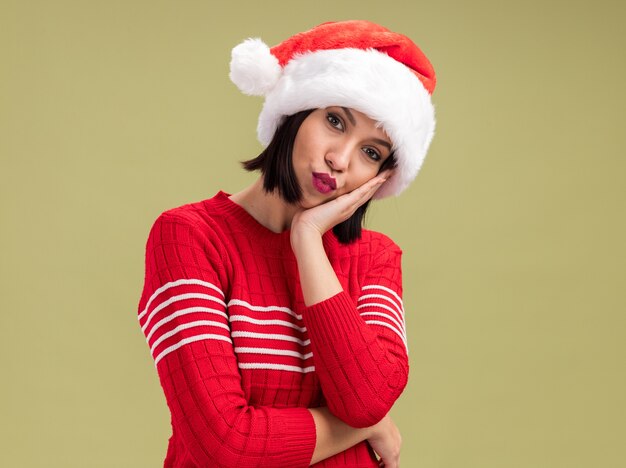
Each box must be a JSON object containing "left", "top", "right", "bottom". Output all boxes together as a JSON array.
[{"left": 292, "top": 107, "right": 393, "bottom": 208}]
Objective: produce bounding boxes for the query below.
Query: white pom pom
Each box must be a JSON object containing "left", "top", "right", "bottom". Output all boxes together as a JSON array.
[{"left": 229, "top": 38, "right": 281, "bottom": 96}]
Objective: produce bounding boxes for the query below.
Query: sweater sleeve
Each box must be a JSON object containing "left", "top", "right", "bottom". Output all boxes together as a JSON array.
[
  {"left": 301, "top": 237, "right": 408, "bottom": 428},
  {"left": 137, "top": 213, "right": 316, "bottom": 467}
]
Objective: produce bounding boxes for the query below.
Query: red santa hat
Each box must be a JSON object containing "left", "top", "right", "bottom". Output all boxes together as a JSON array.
[{"left": 229, "top": 20, "right": 436, "bottom": 198}]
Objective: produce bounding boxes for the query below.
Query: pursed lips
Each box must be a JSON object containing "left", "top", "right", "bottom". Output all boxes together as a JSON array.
[{"left": 312, "top": 172, "right": 337, "bottom": 191}]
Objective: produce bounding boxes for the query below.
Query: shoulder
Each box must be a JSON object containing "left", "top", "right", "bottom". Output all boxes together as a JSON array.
[
  {"left": 158, "top": 201, "right": 205, "bottom": 224},
  {"left": 326, "top": 228, "right": 403, "bottom": 267},
  {"left": 147, "top": 194, "right": 228, "bottom": 247},
  {"left": 358, "top": 228, "right": 403, "bottom": 258}
]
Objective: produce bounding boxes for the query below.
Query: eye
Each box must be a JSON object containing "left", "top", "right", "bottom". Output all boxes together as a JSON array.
[
  {"left": 326, "top": 112, "right": 344, "bottom": 131},
  {"left": 363, "top": 147, "right": 382, "bottom": 162}
]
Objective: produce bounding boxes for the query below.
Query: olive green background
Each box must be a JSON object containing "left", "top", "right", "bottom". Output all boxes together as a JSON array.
[{"left": 1, "top": 0, "right": 625, "bottom": 466}]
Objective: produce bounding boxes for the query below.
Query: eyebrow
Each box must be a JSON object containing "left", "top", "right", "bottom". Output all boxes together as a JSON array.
[
  {"left": 340, "top": 107, "right": 357, "bottom": 126},
  {"left": 340, "top": 106, "right": 392, "bottom": 151},
  {"left": 373, "top": 138, "right": 392, "bottom": 150}
]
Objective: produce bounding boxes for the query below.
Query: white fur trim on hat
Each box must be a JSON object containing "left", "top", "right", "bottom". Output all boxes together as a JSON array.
[
  {"left": 255, "top": 47, "right": 436, "bottom": 198},
  {"left": 229, "top": 38, "right": 281, "bottom": 96}
]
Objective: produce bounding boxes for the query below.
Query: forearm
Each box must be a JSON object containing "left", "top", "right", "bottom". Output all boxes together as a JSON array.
[
  {"left": 304, "top": 292, "right": 408, "bottom": 426},
  {"left": 289, "top": 174, "right": 388, "bottom": 305},
  {"left": 292, "top": 229, "right": 408, "bottom": 427},
  {"left": 291, "top": 230, "right": 342, "bottom": 306},
  {"left": 308, "top": 407, "right": 373, "bottom": 465}
]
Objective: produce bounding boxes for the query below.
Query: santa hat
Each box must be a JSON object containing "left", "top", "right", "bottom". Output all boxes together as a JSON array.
[{"left": 229, "top": 20, "right": 436, "bottom": 198}]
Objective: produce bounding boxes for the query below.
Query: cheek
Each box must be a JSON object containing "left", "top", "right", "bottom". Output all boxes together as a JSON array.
[
  {"left": 291, "top": 140, "right": 311, "bottom": 173},
  {"left": 345, "top": 167, "right": 380, "bottom": 192},
  {"left": 292, "top": 139, "right": 315, "bottom": 170}
]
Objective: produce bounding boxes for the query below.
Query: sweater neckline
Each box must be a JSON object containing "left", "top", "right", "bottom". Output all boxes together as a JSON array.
[
  {"left": 212, "top": 190, "right": 291, "bottom": 242},
  {"left": 207, "top": 190, "right": 339, "bottom": 250}
]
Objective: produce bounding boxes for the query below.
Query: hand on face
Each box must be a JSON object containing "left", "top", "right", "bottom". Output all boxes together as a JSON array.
[{"left": 290, "top": 169, "right": 392, "bottom": 239}]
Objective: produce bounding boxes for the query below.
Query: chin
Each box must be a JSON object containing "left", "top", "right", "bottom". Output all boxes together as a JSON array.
[
  {"left": 299, "top": 193, "right": 329, "bottom": 209},
  {"left": 298, "top": 199, "right": 320, "bottom": 209}
]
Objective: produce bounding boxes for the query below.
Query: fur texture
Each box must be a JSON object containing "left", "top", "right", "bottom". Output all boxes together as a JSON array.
[
  {"left": 228, "top": 20, "right": 436, "bottom": 198},
  {"left": 229, "top": 38, "right": 281, "bottom": 96},
  {"left": 256, "top": 48, "right": 435, "bottom": 198}
]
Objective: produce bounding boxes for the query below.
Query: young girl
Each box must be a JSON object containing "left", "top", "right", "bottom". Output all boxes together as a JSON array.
[{"left": 137, "top": 20, "right": 436, "bottom": 467}]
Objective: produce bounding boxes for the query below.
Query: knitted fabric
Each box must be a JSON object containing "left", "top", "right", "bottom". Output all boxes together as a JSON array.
[{"left": 137, "top": 191, "right": 409, "bottom": 467}]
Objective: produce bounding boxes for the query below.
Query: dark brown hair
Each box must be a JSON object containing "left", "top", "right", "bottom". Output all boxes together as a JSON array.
[{"left": 241, "top": 109, "right": 396, "bottom": 244}]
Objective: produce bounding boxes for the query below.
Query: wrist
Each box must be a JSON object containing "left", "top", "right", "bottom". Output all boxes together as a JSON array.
[
  {"left": 290, "top": 224, "right": 323, "bottom": 253},
  {"left": 367, "top": 415, "right": 388, "bottom": 440}
]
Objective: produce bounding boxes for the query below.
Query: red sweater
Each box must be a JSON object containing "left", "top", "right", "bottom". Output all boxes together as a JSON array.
[{"left": 137, "top": 191, "right": 409, "bottom": 467}]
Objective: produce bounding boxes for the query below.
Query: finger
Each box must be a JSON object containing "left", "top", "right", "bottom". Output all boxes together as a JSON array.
[
  {"left": 357, "top": 173, "right": 389, "bottom": 193},
  {"left": 339, "top": 180, "right": 381, "bottom": 206},
  {"left": 330, "top": 178, "right": 382, "bottom": 212},
  {"left": 343, "top": 184, "right": 381, "bottom": 214},
  {"left": 378, "top": 169, "right": 394, "bottom": 179},
  {"left": 327, "top": 175, "right": 388, "bottom": 221},
  {"left": 360, "top": 177, "right": 387, "bottom": 201},
  {"left": 351, "top": 175, "right": 387, "bottom": 203}
]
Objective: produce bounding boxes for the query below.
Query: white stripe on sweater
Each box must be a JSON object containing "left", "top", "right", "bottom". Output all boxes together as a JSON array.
[
  {"left": 358, "top": 294, "right": 404, "bottom": 320},
  {"left": 359, "top": 312, "right": 406, "bottom": 338},
  {"left": 357, "top": 302, "right": 404, "bottom": 327},
  {"left": 150, "top": 320, "right": 230, "bottom": 354},
  {"left": 146, "top": 306, "right": 229, "bottom": 342},
  {"left": 229, "top": 315, "right": 307, "bottom": 333},
  {"left": 364, "top": 320, "right": 408, "bottom": 351},
  {"left": 231, "top": 331, "right": 310, "bottom": 346},
  {"left": 361, "top": 284, "right": 403, "bottom": 310},
  {"left": 153, "top": 333, "right": 232, "bottom": 366},
  {"left": 141, "top": 293, "right": 226, "bottom": 333},
  {"left": 234, "top": 347, "right": 313, "bottom": 360},
  {"left": 228, "top": 299, "right": 303, "bottom": 320},
  {"left": 139, "top": 279, "right": 224, "bottom": 321},
  {"left": 238, "top": 363, "right": 315, "bottom": 373}
]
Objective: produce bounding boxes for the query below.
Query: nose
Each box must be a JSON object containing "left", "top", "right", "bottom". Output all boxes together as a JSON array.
[{"left": 325, "top": 145, "right": 351, "bottom": 173}]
